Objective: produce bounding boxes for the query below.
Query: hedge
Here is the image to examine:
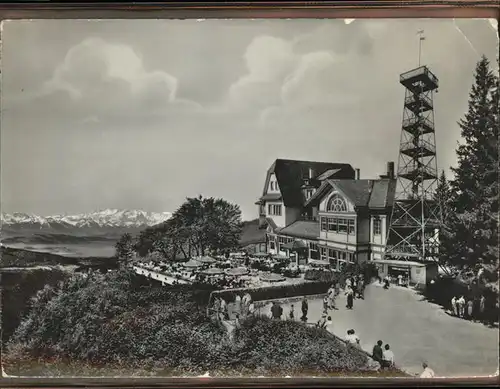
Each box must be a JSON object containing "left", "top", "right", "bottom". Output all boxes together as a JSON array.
[
  {"left": 304, "top": 269, "right": 339, "bottom": 283},
  {"left": 209, "top": 280, "right": 332, "bottom": 306}
]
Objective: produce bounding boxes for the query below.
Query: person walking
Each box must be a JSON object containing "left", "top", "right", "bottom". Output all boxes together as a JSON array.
[
  {"left": 457, "top": 296, "right": 466, "bottom": 318},
  {"left": 345, "top": 285, "right": 354, "bottom": 309},
  {"left": 329, "top": 286, "right": 337, "bottom": 309},
  {"left": 372, "top": 340, "right": 384, "bottom": 365},
  {"left": 235, "top": 293, "right": 242, "bottom": 315},
  {"left": 357, "top": 278, "right": 365, "bottom": 299},
  {"left": 480, "top": 295, "right": 486, "bottom": 321},
  {"left": 248, "top": 301, "right": 255, "bottom": 316},
  {"left": 301, "top": 296, "right": 308, "bottom": 322},
  {"left": 451, "top": 296, "right": 458, "bottom": 316},
  {"left": 271, "top": 302, "right": 279, "bottom": 319},
  {"left": 419, "top": 362, "right": 435, "bottom": 378},
  {"left": 382, "top": 344, "right": 394, "bottom": 369},
  {"left": 220, "top": 298, "right": 228, "bottom": 320},
  {"left": 323, "top": 295, "right": 329, "bottom": 314},
  {"left": 467, "top": 298, "right": 474, "bottom": 320}
]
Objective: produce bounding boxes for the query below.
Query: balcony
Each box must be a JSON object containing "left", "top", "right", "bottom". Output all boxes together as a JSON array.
[
  {"left": 404, "top": 93, "right": 433, "bottom": 113},
  {"left": 400, "top": 139, "right": 436, "bottom": 158},
  {"left": 402, "top": 116, "right": 434, "bottom": 136},
  {"left": 385, "top": 243, "right": 421, "bottom": 258},
  {"left": 400, "top": 66, "right": 439, "bottom": 93},
  {"left": 398, "top": 164, "right": 437, "bottom": 181}
]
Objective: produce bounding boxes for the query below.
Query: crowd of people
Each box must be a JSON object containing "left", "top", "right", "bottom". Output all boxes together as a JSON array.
[
  {"left": 449, "top": 294, "right": 493, "bottom": 324},
  {"left": 211, "top": 292, "right": 256, "bottom": 322}
]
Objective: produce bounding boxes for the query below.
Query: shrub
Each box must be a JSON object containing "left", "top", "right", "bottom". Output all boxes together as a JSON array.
[{"left": 4, "top": 267, "right": 406, "bottom": 377}]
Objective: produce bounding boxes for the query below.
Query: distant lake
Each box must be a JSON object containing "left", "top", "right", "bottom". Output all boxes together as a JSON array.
[{"left": 1, "top": 231, "right": 120, "bottom": 258}]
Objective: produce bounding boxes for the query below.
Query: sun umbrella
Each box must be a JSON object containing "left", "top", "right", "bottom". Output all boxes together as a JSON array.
[
  {"left": 182, "top": 259, "right": 203, "bottom": 268},
  {"left": 201, "top": 267, "right": 224, "bottom": 276},
  {"left": 225, "top": 267, "right": 249, "bottom": 277},
  {"left": 199, "top": 256, "right": 217, "bottom": 264},
  {"left": 260, "top": 273, "right": 286, "bottom": 283}
]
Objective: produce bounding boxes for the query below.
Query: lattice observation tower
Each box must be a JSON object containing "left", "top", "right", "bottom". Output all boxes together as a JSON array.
[{"left": 384, "top": 64, "right": 442, "bottom": 262}]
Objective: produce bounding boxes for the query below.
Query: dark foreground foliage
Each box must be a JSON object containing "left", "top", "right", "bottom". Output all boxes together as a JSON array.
[{"left": 2, "top": 269, "right": 408, "bottom": 377}]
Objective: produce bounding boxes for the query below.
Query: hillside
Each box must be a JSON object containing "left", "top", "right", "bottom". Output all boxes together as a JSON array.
[{"left": 0, "top": 246, "right": 117, "bottom": 269}]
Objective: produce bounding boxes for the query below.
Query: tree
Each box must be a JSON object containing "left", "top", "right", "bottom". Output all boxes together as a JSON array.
[
  {"left": 173, "top": 196, "right": 243, "bottom": 256},
  {"left": 132, "top": 196, "right": 243, "bottom": 261},
  {"left": 115, "top": 233, "right": 135, "bottom": 267},
  {"left": 434, "top": 171, "right": 455, "bottom": 272},
  {"left": 448, "top": 55, "right": 498, "bottom": 272}
]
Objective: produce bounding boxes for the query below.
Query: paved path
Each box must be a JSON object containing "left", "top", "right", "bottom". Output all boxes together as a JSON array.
[{"left": 258, "top": 283, "right": 499, "bottom": 377}]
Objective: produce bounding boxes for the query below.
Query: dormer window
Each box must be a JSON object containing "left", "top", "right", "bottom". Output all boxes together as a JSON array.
[
  {"left": 326, "top": 194, "right": 348, "bottom": 212},
  {"left": 306, "top": 189, "right": 314, "bottom": 199}
]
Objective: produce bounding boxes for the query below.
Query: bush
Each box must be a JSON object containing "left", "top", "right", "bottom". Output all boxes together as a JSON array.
[{"left": 4, "top": 267, "right": 407, "bottom": 377}]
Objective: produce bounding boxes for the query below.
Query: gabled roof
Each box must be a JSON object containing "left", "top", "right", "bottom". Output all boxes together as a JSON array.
[
  {"left": 277, "top": 220, "right": 320, "bottom": 240},
  {"left": 317, "top": 168, "right": 342, "bottom": 181},
  {"left": 260, "top": 193, "right": 282, "bottom": 202},
  {"left": 305, "top": 178, "right": 397, "bottom": 209},
  {"left": 261, "top": 159, "right": 355, "bottom": 207},
  {"left": 266, "top": 217, "right": 278, "bottom": 232}
]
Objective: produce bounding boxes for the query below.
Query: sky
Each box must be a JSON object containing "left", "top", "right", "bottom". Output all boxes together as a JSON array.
[{"left": 0, "top": 18, "right": 498, "bottom": 220}]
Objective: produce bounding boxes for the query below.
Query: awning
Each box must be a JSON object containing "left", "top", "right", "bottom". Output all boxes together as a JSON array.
[
  {"left": 273, "top": 254, "right": 289, "bottom": 260},
  {"left": 282, "top": 240, "right": 308, "bottom": 251},
  {"left": 308, "top": 259, "right": 330, "bottom": 267}
]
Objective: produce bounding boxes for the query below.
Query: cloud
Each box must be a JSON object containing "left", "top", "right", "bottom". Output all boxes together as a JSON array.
[
  {"left": 227, "top": 22, "right": 380, "bottom": 128},
  {"left": 38, "top": 37, "right": 201, "bottom": 123},
  {"left": 227, "top": 35, "right": 297, "bottom": 111}
]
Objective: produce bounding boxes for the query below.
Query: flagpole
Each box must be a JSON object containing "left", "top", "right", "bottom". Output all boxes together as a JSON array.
[{"left": 417, "top": 30, "right": 425, "bottom": 67}]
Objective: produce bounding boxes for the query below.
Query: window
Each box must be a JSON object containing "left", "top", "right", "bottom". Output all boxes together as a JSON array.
[
  {"left": 270, "top": 241, "right": 275, "bottom": 250},
  {"left": 306, "top": 189, "right": 314, "bottom": 199},
  {"left": 338, "top": 218, "right": 348, "bottom": 233},
  {"left": 328, "top": 248, "right": 338, "bottom": 268},
  {"left": 326, "top": 194, "right": 348, "bottom": 212},
  {"left": 309, "top": 242, "right": 319, "bottom": 260},
  {"left": 270, "top": 182, "right": 274, "bottom": 190},
  {"left": 348, "top": 219, "right": 356, "bottom": 235},
  {"left": 374, "top": 218, "right": 382, "bottom": 235},
  {"left": 320, "top": 247, "right": 327, "bottom": 261},
  {"left": 328, "top": 217, "right": 337, "bottom": 232},
  {"left": 269, "top": 204, "right": 282, "bottom": 216},
  {"left": 321, "top": 217, "right": 327, "bottom": 231}
]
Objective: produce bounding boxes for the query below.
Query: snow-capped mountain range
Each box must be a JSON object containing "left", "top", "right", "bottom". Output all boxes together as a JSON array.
[{"left": 1, "top": 209, "right": 172, "bottom": 232}]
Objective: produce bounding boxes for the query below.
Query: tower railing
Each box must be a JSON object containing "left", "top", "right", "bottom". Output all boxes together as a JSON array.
[{"left": 404, "top": 93, "right": 433, "bottom": 110}]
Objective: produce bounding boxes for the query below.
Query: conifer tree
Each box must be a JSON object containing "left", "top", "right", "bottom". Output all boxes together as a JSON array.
[
  {"left": 434, "top": 170, "right": 454, "bottom": 271},
  {"left": 449, "top": 56, "right": 498, "bottom": 271}
]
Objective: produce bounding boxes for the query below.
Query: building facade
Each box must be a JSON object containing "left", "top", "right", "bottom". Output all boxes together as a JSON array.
[{"left": 256, "top": 159, "right": 396, "bottom": 270}]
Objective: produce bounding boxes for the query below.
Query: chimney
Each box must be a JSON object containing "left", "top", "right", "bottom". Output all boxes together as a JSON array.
[
  {"left": 309, "top": 167, "right": 315, "bottom": 179},
  {"left": 387, "top": 161, "right": 395, "bottom": 179},
  {"left": 355, "top": 168, "right": 360, "bottom": 180}
]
